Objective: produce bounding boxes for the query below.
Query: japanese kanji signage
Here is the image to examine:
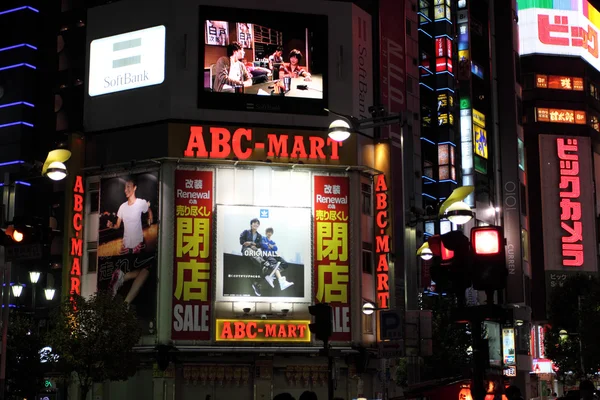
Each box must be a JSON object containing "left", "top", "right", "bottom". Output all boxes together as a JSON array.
[
  {"left": 539, "top": 135, "right": 597, "bottom": 275},
  {"left": 314, "top": 176, "right": 351, "bottom": 341},
  {"left": 535, "top": 74, "right": 584, "bottom": 91},
  {"left": 172, "top": 170, "right": 213, "bottom": 340},
  {"left": 536, "top": 108, "right": 586, "bottom": 124},
  {"left": 518, "top": 1, "right": 600, "bottom": 72}
]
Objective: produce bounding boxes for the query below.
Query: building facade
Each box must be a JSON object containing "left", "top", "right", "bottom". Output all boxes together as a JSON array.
[{"left": 60, "top": 0, "right": 416, "bottom": 398}]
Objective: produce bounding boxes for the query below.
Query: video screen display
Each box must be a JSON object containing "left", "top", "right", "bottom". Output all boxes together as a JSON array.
[{"left": 199, "top": 6, "right": 328, "bottom": 115}]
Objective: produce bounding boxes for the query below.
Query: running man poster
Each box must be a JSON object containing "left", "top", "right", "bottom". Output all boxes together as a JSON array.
[
  {"left": 172, "top": 170, "right": 213, "bottom": 340},
  {"left": 216, "top": 205, "right": 311, "bottom": 302},
  {"left": 314, "top": 175, "right": 351, "bottom": 341},
  {"left": 97, "top": 172, "right": 159, "bottom": 333}
]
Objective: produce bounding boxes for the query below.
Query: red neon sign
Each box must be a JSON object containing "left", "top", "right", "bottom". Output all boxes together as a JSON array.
[
  {"left": 537, "top": 14, "right": 599, "bottom": 58},
  {"left": 70, "top": 175, "right": 84, "bottom": 300},
  {"left": 184, "top": 127, "right": 342, "bottom": 161},
  {"left": 374, "top": 174, "right": 390, "bottom": 309},
  {"left": 215, "top": 319, "right": 311, "bottom": 342},
  {"left": 557, "top": 138, "right": 583, "bottom": 266}
]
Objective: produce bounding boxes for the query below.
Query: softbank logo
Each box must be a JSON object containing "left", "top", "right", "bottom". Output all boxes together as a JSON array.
[{"left": 88, "top": 25, "right": 166, "bottom": 97}]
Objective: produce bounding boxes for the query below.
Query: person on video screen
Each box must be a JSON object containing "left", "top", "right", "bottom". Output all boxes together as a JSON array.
[
  {"left": 261, "top": 227, "right": 294, "bottom": 291},
  {"left": 214, "top": 41, "right": 252, "bottom": 92},
  {"left": 280, "top": 49, "right": 311, "bottom": 81},
  {"left": 106, "top": 176, "right": 153, "bottom": 304},
  {"left": 268, "top": 46, "right": 284, "bottom": 70}
]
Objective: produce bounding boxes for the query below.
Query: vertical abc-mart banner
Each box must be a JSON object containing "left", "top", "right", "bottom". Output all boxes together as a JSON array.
[
  {"left": 314, "top": 175, "right": 351, "bottom": 341},
  {"left": 216, "top": 205, "right": 312, "bottom": 302},
  {"left": 172, "top": 170, "right": 214, "bottom": 340},
  {"left": 97, "top": 172, "right": 159, "bottom": 334}
]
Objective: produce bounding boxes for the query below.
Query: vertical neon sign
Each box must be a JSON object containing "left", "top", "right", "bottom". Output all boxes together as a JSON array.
[
  {"left": 374, "top": 174, "right": 390, "bottom": 309},
  {"left": 69, "top": 175, "right": 84, "bottom": 300}
]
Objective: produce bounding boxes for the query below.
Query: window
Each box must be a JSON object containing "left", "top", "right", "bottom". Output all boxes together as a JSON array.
[
  {"left": 518, "top": 138, "right": 525, "bottom": 171},
  {"left": 438, "top": 143, "right": 456, "bottom": 181},
  {"left": 361, "top": 183, "right": 372, "bottom": 215},
  {"left": 87, "top": 242, "right": 97, "bottom": 273},
  {"left": 590, "top": 82, "right": 599, "bottom": 101},
  {"left": 591, "top": 115, "right": 599, "bottom": 132},
  {"left": 87, "top": 181, "right": 99, "bottom": 273},
  {"left": 362, "top": 242, "right": 373, "bottom": 274},
  {"left": 521, "top": 229, "right": 529, "bottom": 262},
  {"left": 520, "top": 183, "right": 527, "bottom": 216}
]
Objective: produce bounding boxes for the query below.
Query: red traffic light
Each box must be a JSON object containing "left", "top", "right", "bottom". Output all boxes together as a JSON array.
[{"left": 471, "top": 227, "right": 502, "bottom": 255}]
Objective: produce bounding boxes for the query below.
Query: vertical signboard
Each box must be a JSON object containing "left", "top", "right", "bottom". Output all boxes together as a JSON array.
[
  {"left": 539, "top": 136, "right": 598, "bottom": 292},
  {"left": 172, "top": 170, "right": 213, "bottom": 340},
  {"left": 98, "top": 172, "right": 159, "bottom": 333},
  {"left": 69, "top": 176, "right": 84, "bottom": 301},
  {"left": 374, "top": 174, "right": 390, "bottom": 309},
  {"left": 353, "top": 7, "right": 373, "bottom": 120},
  {"left": 314, "top": 176, "right": 351, "bottom": 341}
]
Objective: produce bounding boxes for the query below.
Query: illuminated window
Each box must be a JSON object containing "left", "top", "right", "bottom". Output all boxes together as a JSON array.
[
  {"left": 521, "top": 229, "right": 529, "bottom": 262},
  {"left": 424, "top": 160, "right": 434, "bottom": 179},
  {"left": 591, "top": 115, "right": 600, "bottom": 132},
  {"left": 438, "top": 143, "right": 455, "bottom": 181},
  {"left": 438, "top": 144, "right": 449, "bottom": 164},
  {"left": 439, "top": 165, "right": 449, "bottom": 180},
  {"left": 591, "top": 83, "right": 600, "bottom": 101},
  {"left": 518, "top": 138, "right": 525, "bottom": 171},
  {"left": 419, "top": 0, "right": 430, "bottom": 23},
  {"left": 458, "top": 0, "right": 466, "bottom": 7}
]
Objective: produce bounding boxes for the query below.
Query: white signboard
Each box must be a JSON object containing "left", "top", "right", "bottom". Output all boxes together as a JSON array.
[
  {"left": 88, "top": 25, "right": 166, "bottom": 97},
  {"left": 518, "top": 5, "right": 600, "bottom": 73}
]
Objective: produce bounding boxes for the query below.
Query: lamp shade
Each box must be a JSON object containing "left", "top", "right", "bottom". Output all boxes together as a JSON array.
[
  {"left": 29, "top": 271, "right": 41, "bottom": 284},
  {"left": 11, "top": 283, "right": 23, "bottom": 298},
  {"left": 328, "top": 119, "right": 352, "bottom": 142},
  {"left": 44, "top": 288, "right": 56, "bottom": 301}
]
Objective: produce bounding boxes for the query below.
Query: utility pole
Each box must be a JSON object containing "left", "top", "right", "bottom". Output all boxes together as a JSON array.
[{"left": 0, "top": 171, "right": 12, "bottom": 400}]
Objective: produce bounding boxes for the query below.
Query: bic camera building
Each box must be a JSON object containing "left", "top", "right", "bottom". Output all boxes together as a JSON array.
[
  {"left": 62, "top": 0, "right": 409, "bottom": 399},
  {"left": 516, "top": 0, "right": 600, "bottom": 393}
]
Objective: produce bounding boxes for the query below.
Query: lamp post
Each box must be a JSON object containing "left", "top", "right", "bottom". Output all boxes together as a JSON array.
[
  {"left": 325, "top": 107, "right": 403, "bottom": 142},
  {"left": 44, "top": 288, "right": 55, "bottom": 301}
]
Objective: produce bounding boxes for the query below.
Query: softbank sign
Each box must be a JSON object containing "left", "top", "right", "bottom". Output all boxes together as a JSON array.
[{"left": 88, "top": 25, "right": 166, "bottom": 97}]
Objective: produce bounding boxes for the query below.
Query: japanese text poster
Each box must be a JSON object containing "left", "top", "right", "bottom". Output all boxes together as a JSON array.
[
  {"left": 172, "top": 170, "right": 213, "bottom": 340},
  {"left": 314, "top": 176, "right": 351, "bottom": 341}
]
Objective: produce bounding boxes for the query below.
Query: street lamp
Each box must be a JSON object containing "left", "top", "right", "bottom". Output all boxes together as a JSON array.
[
  {"left": 325, "top": 107, "right": 403, "bottom": 142},
  {"left": 11, "top": 282, "right": 23, "bottom": 298},
  {"left": 410, "top": 186, "right": 475, "bottom": 228},
  {"left": 42, "top": 149, "right": 71, "bottom": 181},
  {"left": 44, "top": 288, "right": 55, "bottom": 301}
]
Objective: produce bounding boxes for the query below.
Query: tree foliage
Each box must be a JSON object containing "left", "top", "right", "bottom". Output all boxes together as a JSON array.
[
  {"left": 46, "top": 292, "right": 142, "bottom": 400},
  {"left": 420, "top": 295, "right": 472, "bottom": 380},
  {"left": 6, "top": 313, "right": 45, "bottom": 399},
  {"left": 544, "top": 274, "right": 600, "bottom": 379}
]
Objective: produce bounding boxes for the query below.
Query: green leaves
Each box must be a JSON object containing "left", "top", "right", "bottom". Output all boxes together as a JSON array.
[
  {"left": 45, "top": 292, "right": 142, "bottom": 394},
  {"left": 545, "top": 274, "right": 600, "bottom": 379}
]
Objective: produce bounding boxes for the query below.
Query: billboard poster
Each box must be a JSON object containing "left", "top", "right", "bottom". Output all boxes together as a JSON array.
[
  {"left": 216, "top": 205, "right": 311, "bottom": 301},
  {"left": 172, "top": 170, "right": 213, "bottom": 340},
  {"left": 98, "top": 172, "right": 159, "bottom": 333},
  {"left": 236, "top": 23, "right": 253, "bottom": 48},
  {"left": 205, "top": 20, "right": 229, "bottom": 46},
  {"left": 314, "top": 176, "right": 351, "bottom": 341}
]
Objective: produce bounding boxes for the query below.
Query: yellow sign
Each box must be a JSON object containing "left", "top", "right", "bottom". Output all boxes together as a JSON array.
[
  {"left": 216, "top": 319, "right": 311, "bottom": 342},
  {"left": 473, "top": 125, "right": 488, "bottom": 159},
  {"left": 472, "top": 109, "right": 486, "bottom": 128}
]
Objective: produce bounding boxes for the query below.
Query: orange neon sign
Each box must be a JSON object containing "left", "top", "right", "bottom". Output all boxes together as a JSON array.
[
  {"left": 374, "top": 174, "right": 390, "bottom": 309},
  {"left": 536, "top": 108, "right": 586, "bottom": 124},
  {"left": 70, "top": 175, "right": 84, "bottom": 301},
  {"left": 183, "top": 126, "right": 342, "bottom": 161},
  {"left": 216, "top": 319, "right": 311, "bottom": 342},
  {"left": 535, "top": 74, "right": 584, "bottom": 91}
]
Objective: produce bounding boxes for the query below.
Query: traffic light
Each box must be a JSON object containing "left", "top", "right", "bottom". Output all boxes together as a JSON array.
[
  {"left": 427, "top": 231, "right": 472, "bottom": 296},
  {"left": 470, "top": 226, "right": 507, "bottom": 292},
  {"left": 5, "top": 216, "right": 53, "bottom": 245},
  {"left": 309, "top": 302, "right": 333, "bottom": 342}
]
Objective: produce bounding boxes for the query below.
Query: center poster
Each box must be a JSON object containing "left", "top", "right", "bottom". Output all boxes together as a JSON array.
[{"left": 216, "top": 205, "right": 312, "bottom": 302}]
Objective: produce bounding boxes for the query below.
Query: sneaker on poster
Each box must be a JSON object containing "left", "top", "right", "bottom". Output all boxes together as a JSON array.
[
  {"left": 109, "top": 269, "right": 125, "bottom": 298},
  {"left": 264, "top": 275, "right": 275, "bottom": 288},
  {"left": 279, "top": 277, "right": 294, "bottom": 291},
  {"left": 269, "top": 262, "right": 281, "bottom": 277},
  {"left": 252, "top": 283, "right": 262, "bottom": 296}
]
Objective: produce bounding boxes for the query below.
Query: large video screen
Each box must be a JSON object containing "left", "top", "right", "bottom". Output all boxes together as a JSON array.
[
  {"left": 199, "top": 6, "right": 328, "bottom": 115},
  {"left": 216, "top": 205, "right": 312, "bottom": 302}
]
